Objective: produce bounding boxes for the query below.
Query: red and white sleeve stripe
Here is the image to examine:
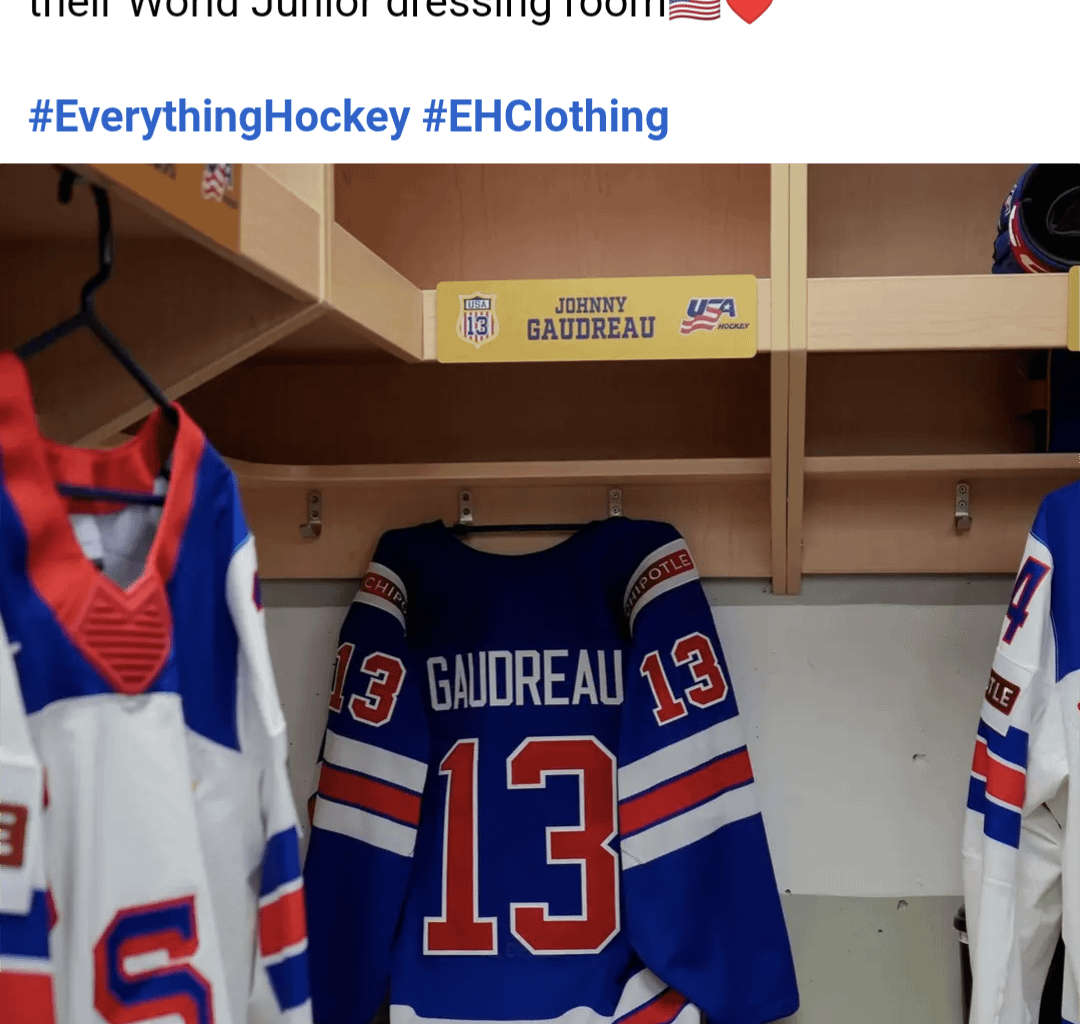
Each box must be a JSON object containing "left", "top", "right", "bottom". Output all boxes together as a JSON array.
[
  {"left": 0, "top": 962, "right": 54, "bottom": 1024},
  {"left": 259, "top": 876, "right": 308, "bottom": 967},
  {"left": 389, "top": 968, "right": 698, "bottom": 1024},
  {"left": 312, "top": 729, "right": 427, "bottom": 857},
  {"left": 617, "top": 718, "right": 758, "bottom": 868}
]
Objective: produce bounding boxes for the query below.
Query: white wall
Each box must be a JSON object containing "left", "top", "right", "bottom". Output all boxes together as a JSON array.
[
  {"left": 721, "top": 602, "right": 999, "bottom": 897},
  {"left": 266, "top": 603, "right": 341, "bottom": 846},
  {"left": 264, "top": 576, "right": 1006, "bottom": 900}
]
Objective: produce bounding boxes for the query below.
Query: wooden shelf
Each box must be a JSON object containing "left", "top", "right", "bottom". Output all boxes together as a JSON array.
[
  {"left": 807, "top": 274, "right": 1068, "bottom": 353},
  {"left": 236, "top": 460, "right": 774, "bottom": 580},
  {"left": 232, "top": 456, "right": 771, "bottom": 486},
  {"left": 806, "top": 453, "right": 1080, "bottom": 479},
  {"left": 78, "top": 164, "right": 325, "bottom": 303}
]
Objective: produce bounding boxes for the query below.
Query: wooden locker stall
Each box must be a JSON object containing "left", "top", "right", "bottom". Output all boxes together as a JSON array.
[
  {"left": 784, "top": 163, "right": 1078, "bottom": 591},
  {"left": 175, "top": 164, "right": 794, "bottom": 589}
]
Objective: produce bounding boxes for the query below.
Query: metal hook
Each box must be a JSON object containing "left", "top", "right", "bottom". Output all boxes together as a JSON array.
[
  {"left": 458, "top": 490, "right": 474, "bottom": 526},
  {"left": 955, "top": 482, "right": 972, "bottom": 532},
  {"left": 300, "top": 491, "right": 322, "bottom": 539}
]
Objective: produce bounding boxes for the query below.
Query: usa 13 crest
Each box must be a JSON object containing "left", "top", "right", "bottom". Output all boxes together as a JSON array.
[{"left": 457, "top": 293, "right": 500, "bottom": 349}]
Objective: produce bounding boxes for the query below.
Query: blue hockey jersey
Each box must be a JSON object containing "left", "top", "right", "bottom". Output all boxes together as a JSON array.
[{"left": 303, "top": 519, "right": 799, "bottom": 1024}]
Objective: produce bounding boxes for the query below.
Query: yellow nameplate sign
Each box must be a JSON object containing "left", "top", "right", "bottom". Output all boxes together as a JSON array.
[
  {"left": 1070, "top": 266, "right": 1079, "bottom": 352},
  {"left": 436, "top": 275, "right": 757, "bottom": 363}
]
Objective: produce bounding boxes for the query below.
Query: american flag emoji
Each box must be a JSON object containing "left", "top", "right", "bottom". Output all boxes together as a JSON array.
[
  {"left": 669, "top": 0, "right": 721, "bottom": 19},
  {"left": 200, "top": 164, "right": 233, "bottom": 202}
]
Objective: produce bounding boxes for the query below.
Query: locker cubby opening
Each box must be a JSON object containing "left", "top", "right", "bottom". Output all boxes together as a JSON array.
[
  {"left": 205, "top": 163, "right": 782, "bottom": 581},
  {"left": 182, "top": 353, "right": 774, "bottom": 467},
  {"left": 223, "top": 163, "right": 777, "bottom": 469},
  {"left": 190, "top": 349, "right": 780, "bottom": 580},
  {"left": 796, "top": 348, "right": 1077, "bottom": 578},
  {"left": 807, "top": 164, "right": 1026, "bottom": 279},
  {"left": 337, "top": 164, "right": 772, "bottom": 284},
  {"left": 805, "top": 349, "right": 1040, "bottom": 458}
]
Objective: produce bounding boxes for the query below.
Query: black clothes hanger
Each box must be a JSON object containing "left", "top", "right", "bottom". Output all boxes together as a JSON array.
[
  {"left": 18, "top": 170, "right": 177, "bottom": 508},
  {"left": 451, "top": 522, "right": 591, "bottom": 537},
  {"left": 50, "top": 483, "right": 167, "bottom": 507},
  {"left": 449, "top": 489, "right": 621, "bottom": 537}
]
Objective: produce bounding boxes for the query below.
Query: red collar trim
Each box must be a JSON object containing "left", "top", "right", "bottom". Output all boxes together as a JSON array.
[{"left": 0, "top": 353, "right": 205, "bottom": 693}]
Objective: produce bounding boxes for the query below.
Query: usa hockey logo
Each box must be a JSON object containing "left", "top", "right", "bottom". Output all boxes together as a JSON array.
[
  {"left": 680, "top": 297, "right": 737, "bottom": 335},
  {"left": 457, "top": 293, "right": 500, "bottom": 349}
]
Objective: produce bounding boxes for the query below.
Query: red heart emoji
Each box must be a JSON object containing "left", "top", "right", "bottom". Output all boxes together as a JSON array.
[{"left": 727, "top": 0, "right": 771, "bottom": 22}]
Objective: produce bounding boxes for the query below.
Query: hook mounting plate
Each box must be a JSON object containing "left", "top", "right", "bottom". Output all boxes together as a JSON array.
[
  {"left": 300, "top": 490, "right": 322, "bottom": 539},
  {"left": 955, "top": 482, "right": 972, "bottom": 532}
]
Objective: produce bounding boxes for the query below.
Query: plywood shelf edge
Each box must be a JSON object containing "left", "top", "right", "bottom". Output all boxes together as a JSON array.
[
  {"left": 805, "top": 453, "right": 1080, "bottom": 479},
  {"left": 238, "top": 165, "right": 323, "bottom": 301},
  {"left": 327, "top": 223, "right": 424, "bottom": 362},
  {"left": 808, "top": 273, "right": 1068, "bottom": 353},
  {"left": 231, "top": 456, "right": 772, "bottom": 487}
]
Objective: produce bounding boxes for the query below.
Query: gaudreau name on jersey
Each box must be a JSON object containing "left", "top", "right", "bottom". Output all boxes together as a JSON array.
[{"left": 428, "top": 649, "right": 624, "bottom": 711}]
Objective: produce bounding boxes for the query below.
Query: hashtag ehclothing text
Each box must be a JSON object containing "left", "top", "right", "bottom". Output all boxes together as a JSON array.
[{"left": 27, "top": 97, "right": 669, "bottom": 141}]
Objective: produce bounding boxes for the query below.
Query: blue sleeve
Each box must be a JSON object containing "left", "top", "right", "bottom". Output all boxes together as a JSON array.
[
  {"left": 303, "top": 537, "right": 430, "bottom": 1024},
  {"left": 616, "top": 527, "right": 799, "bottom": 1024},
  {"left": 0, "top": 612, "right": 56, "bottom": 1022}
]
